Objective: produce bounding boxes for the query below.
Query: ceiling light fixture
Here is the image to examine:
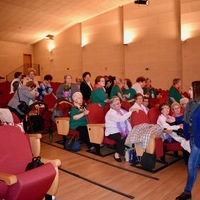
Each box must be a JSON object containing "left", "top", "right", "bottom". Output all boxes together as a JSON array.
[
  {"left": 134, "top": 0, "right": 149, "bottom": 5},
  {"left": 46, "top": 34, "right": 54, "bottom": 40}
]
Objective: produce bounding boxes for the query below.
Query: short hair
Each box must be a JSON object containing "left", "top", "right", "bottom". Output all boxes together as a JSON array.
[
  {"left": 44, "top": 74, "right": 53, "bottom": 81},
  {"left": 171, "top": 102, "right": 181, "bottom": 110},
  {"left": 95, "top": 76, "right": 104, "bottom": 84},
  {"left": 109, "top": 96, "right": 120, "bottom": 108},
  {"left": 82, "top": 72, "right": 91, "bottom": 79},
  {"left": 64, "top": 74, "right": 72, "bottom": 79},
  {"left": 27, "top": 68, "right": 36, "bottom": 75},
  {"left": 26, "top": 81, "right": 36, "bottom": 88},
  {"left": 159, "top": 102, "right": 170, "bottom": 112},
  {"left": 173, "top": 78, "right": 181, "bottom": 85},
  {"left": 125, "top": 78, "right": 132, "bottom": 88},
  {"left": 180, "top": 97, "right": 189, "bottom": 106},
  {"left": 134, "top": 93, "right": 143, "bottom": 100},
  {"left": 14, "top": 72, "right": 22, "bottom": 78},
  {"left": 72, "top": 92, "right": 83, "bottom": 102},
  {"left": 136, "top": 76, "right": 146, "bottom": 83}
]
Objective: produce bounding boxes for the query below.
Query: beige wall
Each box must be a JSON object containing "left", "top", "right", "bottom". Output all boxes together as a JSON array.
[
  {"left": 1, "top": 0, "right": 200, "bottom": 91},
  {"left": 0, "top": 41, "right": 33, "bottom": 79}
]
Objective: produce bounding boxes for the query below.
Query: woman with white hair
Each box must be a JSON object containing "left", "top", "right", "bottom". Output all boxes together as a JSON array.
[
  {"left": 69, "top": 92, "right": 96, "bottom": 152},
  {"left": 105, "top": 96, "right": 134, "bottom": 162}
]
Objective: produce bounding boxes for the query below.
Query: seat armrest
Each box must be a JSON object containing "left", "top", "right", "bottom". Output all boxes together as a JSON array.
[
  {"left": 41, "top": 158, "right": 61, "bottom": 168},
  {"left": 0, "top": 173, "right": 17, "bottom": 185},
  {"left": 28, "top": 133, "right": 42, "bottom": 157}
]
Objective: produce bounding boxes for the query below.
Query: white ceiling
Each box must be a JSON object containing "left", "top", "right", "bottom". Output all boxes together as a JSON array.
[{"left": 0, "top": 0, "right": 134, "bottom": 44}]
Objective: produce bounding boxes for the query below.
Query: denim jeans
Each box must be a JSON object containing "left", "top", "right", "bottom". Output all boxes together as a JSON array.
[{"left": 185, "top": 136, "right": 200, "bottom": 193}]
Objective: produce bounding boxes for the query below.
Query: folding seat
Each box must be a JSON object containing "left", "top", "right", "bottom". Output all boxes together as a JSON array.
[
  {"left": 148, "top": 107, "right": 160, "bottom": 124},
  {"left": 86, "top": 103, "right": 116, "bottom": 156},
  {"left": 121, "top": 101, "right": 131, "bottom": 111},
  {"left": 0, "top": 125, "right": 61, "bottom": 200}
]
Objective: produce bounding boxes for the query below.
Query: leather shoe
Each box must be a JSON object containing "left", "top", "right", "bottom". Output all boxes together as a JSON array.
[
  {"left": 176, "top": 192, "right": 191, "bottom": 200},
  {"left": 113, "top": 155, "right": 122, "bottom": 162}
]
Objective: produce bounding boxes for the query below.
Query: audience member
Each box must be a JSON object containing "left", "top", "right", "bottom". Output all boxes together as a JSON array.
[
  {"left": 176, "top": 81, "right": 200, "bottom": 200},
  {"left": 10, "top": 72, "right": 23, "bottom": 94},
  {"left": 105, "top": 96, "right": 134, "bottom": 162},
  {"left": 80, "top": 72, "right": 93, "bottom": 103},
  {"left": 180, "top": 97, "right": 189, "bottom": 111},
  {"left": 56, "top": 74, "right": 79, "bottom": 101},
  {"left": 110, "top": 78, "right": 124, "bottom": 101},
  {"left": 171, "top": 102, "right": 184, "bottom": 125},
  {"left": 8, "top": 81, "right": 38, "bottom": 121},
  {"left": 132, "top": 76, "right": 146, "bottom": 95},
  {"left": 69, "top": 92, "right": 97, "bottom": 152},
  {"left": 142, "top": 96, "right": 150, "bottom": 111},
  {"left": 91, "top": 76, "right": 109, "bottom": 107},
  {"left": 130, "top": 93, "right": 148, "bottom": 114},
  {"left": 122, "top": 78, "right": 136, "bottom": 103},
  {"left": 157, "top": 103, "right": 190, "bottom": 152},
  {"left": 23, "top": 68, "right": 39, "bottom": 88},
  {"left": 37, "top": 74, "right": 53, "bottom": 100},
  {"left": 168, "top": 78, "right": 184, "bottom": 105}
]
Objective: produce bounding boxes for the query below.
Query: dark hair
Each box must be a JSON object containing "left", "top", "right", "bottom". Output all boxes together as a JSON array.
[
  {"left": 158, "top": 102, "right": 170, "bottom": 112},
  {"left": 82, "top": 72, "right": 91, "bottom": 79},
  {"left": 134, "top": 93, "right": 143, "bottom": 100},
  {"left": 14, "top": 72, "right": 22, "bottom": 78},
  {"left": 192, "top": 81, "right": 200, "bottom": 102},
  {"left": 136, "top": 76, "right": 146, "bottom": 83},
  {"left": 125, "top": 78, "right": 132, "bottom": 88},
  {"left": 44, "top": 74, "right": 53, "bottom": 81},
  {"left": 95, "top": 75, "right": 104, "bottom": 84},
  {"left": 173, "top": 78, "right": 181, "bottom": 85}
]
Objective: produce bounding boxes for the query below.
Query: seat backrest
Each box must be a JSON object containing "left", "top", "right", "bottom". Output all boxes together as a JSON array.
[
  {"left": 87, "top": 103, "right": 105, "bottom": 123},
  {"left": 130, "top": 110, "right": 150, "bottom": 127},
  {"left": 0, "top": 125, "right": 32, "bottom": 174},
  {"left": 43, "top": 93, "right": 57, "bottom": 110},
  {"left": 121, "top": 101, "right": 131, "bottom": 111},
  {"left": 28, "top": 101, "right": 48, "bottom": 116},
  {"left": 148, "top": 107, "right": 160, "bottom": 124},
  {"left": 55, "top": 100, "right": 73, "bottom": 117}
]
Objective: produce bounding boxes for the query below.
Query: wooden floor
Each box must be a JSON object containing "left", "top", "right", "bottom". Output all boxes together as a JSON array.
[{"left": 41, "top": 133, "right": 200, "bottom": 200}]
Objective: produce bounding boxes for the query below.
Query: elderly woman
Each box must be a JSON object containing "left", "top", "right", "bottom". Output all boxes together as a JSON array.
[
  {"left": 56, "top": 74, "right": 79, "bottom": 102},
  {"left": 105, "top": 96, "right": 134, "bottom": 162},
  {"left": 8, "top": 81, "right": 38, "bottom": 121},
  {"left": 91, "top": 75, "right": 109, "bottom": 107},
  {"left": 70, "top": 92, "right": 97, "bottom": 152}
]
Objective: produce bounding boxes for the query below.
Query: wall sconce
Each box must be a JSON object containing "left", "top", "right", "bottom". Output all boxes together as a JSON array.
[
  {"left": 123, "top": 31, "right": 135, "bottom": 45},
  {"left": 81, "top": 37, "right": 89, "bottom": 47},
  {"left": 181, "top": 27, "right": 191, "bottom": 42}
]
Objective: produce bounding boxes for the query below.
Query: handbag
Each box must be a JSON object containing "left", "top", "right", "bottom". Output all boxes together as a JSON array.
[
  {"left": 140, "top": 152, "right": 156, "bottom": 170},
  {"left": 26, "top": 156, "right": 44, "bottom": 171},
  {"left": 17, "top": 89, "right": 29, "bottom": 113},
  {"left": 64, "top": 136, "right": 81, "bottom": 152}
]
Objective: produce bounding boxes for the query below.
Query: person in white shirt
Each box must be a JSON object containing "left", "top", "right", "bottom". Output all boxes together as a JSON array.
[
  {"left": 105, "top": 96, "right": 135, "bottom": 162},
  {"left": 130, "top": 93, "right": 149, "bottom": 114},
  {"left": 132, "top": 76, "right": 146, "bottom": 95},
  {"left": 157, "top": 103, "right": 190, "bottom": 152}
]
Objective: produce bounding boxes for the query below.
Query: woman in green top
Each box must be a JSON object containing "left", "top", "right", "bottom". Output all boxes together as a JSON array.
[
  {"left": 122, "top": 78, "right": 136, "bottom": 103},
  {"left": 70, "top": 92, "right": 93, "bottom": 150},
  {"left": 110, "top": 78, "right": 124, "bottom": 101},
  {"left": 91, "top": 76, "right": 109, "bottom": 107}
]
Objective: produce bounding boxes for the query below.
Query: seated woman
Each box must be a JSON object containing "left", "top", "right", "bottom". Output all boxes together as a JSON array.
[
  {"left": 130, "top": 93, "right": 149, "bottom": 114},
  {"left": 157, "top": 103, "right": 190, "bottom": 152},
  {"left": 91, "top": 75, "right": 109, "bottom": 107},
  {"left": 56, "top": 74, "right": 79, "bottom": 102},
  {"left": 110, "top": 78, "right": 125, "bottom": 101},
  {"left": 122, "top": 78, "right": 136, "bottom": 103},
  {"left": 170, "top": 102, "right": 184, "bottom": 125},
  {"left": 70, "top": 92, "right": 98, "bottom": 153},
  {"left": 37, "top": 74, "right": 53, "bottom": 100},
  {"left": 105, "top": 96, "right": 134, "bottom": 162}
]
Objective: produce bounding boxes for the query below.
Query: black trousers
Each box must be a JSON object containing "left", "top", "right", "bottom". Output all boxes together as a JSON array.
[
  {"left": 107, "top": 132, "right": 126, "bottom": 155},
  {"left": 76, "top": 126, "right": 92, "bottom": 149}
]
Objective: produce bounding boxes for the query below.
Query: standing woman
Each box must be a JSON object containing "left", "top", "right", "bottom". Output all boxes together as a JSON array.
[
  {"left": 176, "top": 81, "right": 200, "bottom": 200},
  {"left": 80, "top": 72, "right": 93, "bottom": 103},
  {"left": 8, "top": 81, "right": 38, "bottom": 121},
  {"left": 91, "top": 75, "right": 109, "bottom": 107}
]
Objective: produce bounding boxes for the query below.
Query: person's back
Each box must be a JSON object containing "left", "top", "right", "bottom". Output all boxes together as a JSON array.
[{"left": 10, "top": 72, "right": 23, "bottom": 94}]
